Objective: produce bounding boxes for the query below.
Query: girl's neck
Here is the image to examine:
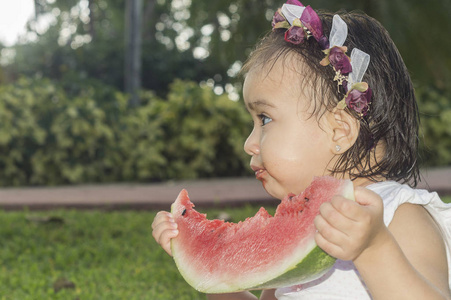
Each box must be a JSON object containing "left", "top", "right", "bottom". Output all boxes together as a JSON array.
[{"left": 352, "top": 176, "right": 385, "bottom": 188}]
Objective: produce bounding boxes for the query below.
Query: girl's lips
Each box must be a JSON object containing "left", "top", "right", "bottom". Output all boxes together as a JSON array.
[
  {"left": 251, "top": 166, "right": 267, "bottom": 181},
  {"left": 255, "top": 169, "right": 267, "bottom": 181}
]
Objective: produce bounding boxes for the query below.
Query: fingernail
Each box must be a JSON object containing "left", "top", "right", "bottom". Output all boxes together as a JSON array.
[{"left": 170, "top": 222, "right": 178, "bottom": 229}]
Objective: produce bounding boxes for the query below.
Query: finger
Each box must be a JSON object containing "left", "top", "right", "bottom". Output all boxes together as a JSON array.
[
  {"left": 314, "top": 214, "right": 349, "bottom": 245},
  {"left": 354, "top": 186, "right": 383, "bottom": 209},
  {"left": 151, "top": 211, "right": 173, "bottom": 230},
  {"left": 152, "top": 218, "right": 178, "bottom": 243},
  {"left": 330, "top": 195, "right": 363, "bottom": 222},
  {"left": 314, "top": 230, "right": 343, "bottom": 259},
  {"left": 319, "top": 201, "right": 355, "bottom": 233},
  {"left": 158, "top": 228, "right": 179, "bottom": 256}
]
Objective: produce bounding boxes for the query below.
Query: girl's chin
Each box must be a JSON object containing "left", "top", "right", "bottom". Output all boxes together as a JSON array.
[
  {"left": 261, "top": 181, "right": 287, "bottom": 200},
  {"left": 258, "top": 173, "right": 306, "bottom": 199},
  {"left": 262, "top": 179, "right": 310, "bottom": 200}
]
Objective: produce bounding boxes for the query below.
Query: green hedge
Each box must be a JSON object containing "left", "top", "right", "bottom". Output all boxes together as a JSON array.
[
  {"left": 416, "top": 86, "right": 451, "bottom": 167},
  {"left": 0, "top": 77, "right": 449, "bottom": 187},
  {"left": 0, "top": 78, "right": 251, "bottom": 186}
]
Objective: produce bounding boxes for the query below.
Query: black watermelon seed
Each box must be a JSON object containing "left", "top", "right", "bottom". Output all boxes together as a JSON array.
[
  {"left": 304, "top": 197, "right": 310, "bottom": 202},
  {"left": 182, "top": 209, "right": 187, "bottom": 216}
]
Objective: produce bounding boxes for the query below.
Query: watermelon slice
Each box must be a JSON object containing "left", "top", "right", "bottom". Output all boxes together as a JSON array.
[{"left": 171, "top": 176, "right": 354, "bottom": 293}]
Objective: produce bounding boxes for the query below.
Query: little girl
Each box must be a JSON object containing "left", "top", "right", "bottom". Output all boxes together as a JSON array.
[{"left": 152, "top": 1, "right": 451, "bottom": 299}]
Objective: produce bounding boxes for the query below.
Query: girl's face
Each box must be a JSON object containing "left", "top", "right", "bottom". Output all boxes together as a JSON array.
[{"left": 243, "top": 56, "right": 338, "bottom": 200}]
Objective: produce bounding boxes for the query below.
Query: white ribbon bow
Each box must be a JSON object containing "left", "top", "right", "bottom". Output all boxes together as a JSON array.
[
  {"left": 281, "top": 4, "right": 306, "bottom": 26},
  {"left": 328, "top": 15, "right": 371, "bottom": 89},
  {"left": 348, "top": 48, "right": 370, "bottom": 90}
]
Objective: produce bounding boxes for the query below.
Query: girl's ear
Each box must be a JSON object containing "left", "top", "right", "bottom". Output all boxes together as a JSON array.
[{"left": 328, "top": 108, "right": 360, "bottom": 153}]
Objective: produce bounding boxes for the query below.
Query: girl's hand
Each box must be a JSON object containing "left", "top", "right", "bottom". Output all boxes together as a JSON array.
[
  {"left": 152, "top": 211, "right": 179, "bottom": 256},
  {"left": 314, "top": 186, "right": 389, "bottom": 261}
]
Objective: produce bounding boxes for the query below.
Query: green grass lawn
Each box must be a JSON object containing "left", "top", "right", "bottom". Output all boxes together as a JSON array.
[
  {"left": 1, "top": 196, "right": 449, "bottom": 300},
  {"left": 0, "top": 205, "right": 274, "bottom": 300}
]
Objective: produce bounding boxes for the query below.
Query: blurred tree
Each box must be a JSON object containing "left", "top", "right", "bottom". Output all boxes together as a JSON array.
[
  {"left": 11, "top": 0, "right": 126, "bottom": 92},
  {"left": 0, "top": 0, "right": 448, "bottom": 185},
  {"left": 149, "top": 0, "right": 451, "bottom": 93},
  {"left": 4, "top": 0, "right": 450, "bottom": 97},
  {"left": 327, "top": 0, "right": 451, "bottom": 90},
  {"left": 125, "top": 0, "right": 143, "bottom": 106}
]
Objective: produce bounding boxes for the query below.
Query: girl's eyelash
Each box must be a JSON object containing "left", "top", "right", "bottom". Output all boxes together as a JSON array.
[{"left": 257, "top": 114, "right": 272, "bottom": 126}]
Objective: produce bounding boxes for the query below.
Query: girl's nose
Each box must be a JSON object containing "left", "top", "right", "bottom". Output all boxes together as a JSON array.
[{"left": 244, "top": 128, "right": 260, "bottom": 156}]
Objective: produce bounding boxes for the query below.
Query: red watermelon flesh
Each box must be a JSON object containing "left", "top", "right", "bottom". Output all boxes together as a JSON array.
[{"left": 170, "top": 176, "right": 354, "bottom": 293}]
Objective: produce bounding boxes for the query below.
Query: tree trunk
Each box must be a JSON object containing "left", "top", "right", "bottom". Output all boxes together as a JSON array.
[
  {"left": 88, "top": 0, "right": 96, "bottom": 39},
  {"left": 143, "top": 0, "right": 156, "bottom": 40},
  {"left": 125, "top": 0, "right": 143, "bottom": 106},
  {"left": 34, "top": 0, "right": 42, "bottom": 19}
]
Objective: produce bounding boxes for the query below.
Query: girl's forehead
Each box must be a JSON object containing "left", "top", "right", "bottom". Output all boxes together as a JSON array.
[
  {"left": 249, "top": 52, "right": 307, "bottom": 79},
  {"left": 243, "top": 61, "right": 321, "bottom": 119},
  {"left": 243, "top": 55, "right": 314, "bottom": 100}
]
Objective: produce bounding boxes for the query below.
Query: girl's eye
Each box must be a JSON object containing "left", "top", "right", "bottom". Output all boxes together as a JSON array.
[{"left": 258, "top": 114, "right": 272, "bottom": 126}]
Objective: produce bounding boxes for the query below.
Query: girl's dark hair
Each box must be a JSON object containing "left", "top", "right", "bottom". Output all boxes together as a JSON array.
[{"left": 242, "top": 11, "right": 420, "bottom": 186}]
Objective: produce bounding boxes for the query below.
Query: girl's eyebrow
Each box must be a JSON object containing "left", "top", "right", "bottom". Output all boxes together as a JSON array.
[{"left": 246, "top": 99, "right": 277, "bottom": 111}]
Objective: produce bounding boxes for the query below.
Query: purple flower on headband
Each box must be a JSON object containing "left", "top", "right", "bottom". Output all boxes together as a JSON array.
[
  {"left": 286, "top": 0, "right": 303, "bottom": 6},
  {"left": 300, "top": 6, "right": 323, "bottom": 42},
  {"left": 329, "top": 47, "right": 352, "bottom": 74},
  {"left": 284, "top": 25, "right": 306, "bottom": 44},
  {"left": 271, "top": 8, "right": 291, "bottom": 30},
  {"left": 318, "top": 36, "right": 330, "bottom": 50},
  {"left": 272, "top": 9, "right": 289, "bottom": 29},
  {"left": 345, "top": 84, "right": 372, "bottom": 116},
  {"left": 273, "top": 10, "right": 285, "bottom": 25}
]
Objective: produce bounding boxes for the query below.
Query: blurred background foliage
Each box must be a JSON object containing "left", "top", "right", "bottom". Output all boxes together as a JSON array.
[
  {"left": 0, "top": 0, "right": 449, "bottom": 186},
  {"left": 0, "top": 77, "right": 250, "bottom": 186}
]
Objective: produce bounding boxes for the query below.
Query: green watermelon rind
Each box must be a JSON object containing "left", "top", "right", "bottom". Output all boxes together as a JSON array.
[
  {"left": 172, "top": 238, "right": 335, "bottom": 294},
  {"left": 251, "top": 246, "right": 336, "bottom": 290}
]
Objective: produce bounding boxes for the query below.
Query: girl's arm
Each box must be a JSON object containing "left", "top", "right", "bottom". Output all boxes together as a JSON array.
[
  {"left": 314, "top": 187, "right": 451, "bottom": 300},
  {"left": 355, "top": 202, "right": 450, "bottom": 300}
]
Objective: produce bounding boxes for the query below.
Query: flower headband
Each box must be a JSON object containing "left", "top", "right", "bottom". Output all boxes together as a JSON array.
[{"left": 272, "top": 0, "right": 372, "bottom": 116}]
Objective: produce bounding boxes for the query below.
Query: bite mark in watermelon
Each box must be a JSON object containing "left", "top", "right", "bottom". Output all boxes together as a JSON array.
[{"left": 170, "top": 176, "right": 354, "bottom": 293}]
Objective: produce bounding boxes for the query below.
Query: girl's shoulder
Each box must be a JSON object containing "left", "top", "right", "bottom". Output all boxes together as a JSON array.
[
  {"left": 367, "top": 180, "right": 451, "bottom": 290},
  {"left": 366, "top": 180, "right": 450, "bottom": 226}
]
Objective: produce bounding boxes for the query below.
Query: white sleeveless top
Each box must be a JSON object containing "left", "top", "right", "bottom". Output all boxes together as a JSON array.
[{"left": 275, "top": 181, "right": 451, "bottom": 300}]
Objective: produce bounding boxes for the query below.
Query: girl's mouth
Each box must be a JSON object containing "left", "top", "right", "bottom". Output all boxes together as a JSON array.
[
  {"left": 251, "top": 166, "right": 267, "bottom": 181},
  {"left": 255, "top": 169, "right": 267, "bottom": 181}
]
